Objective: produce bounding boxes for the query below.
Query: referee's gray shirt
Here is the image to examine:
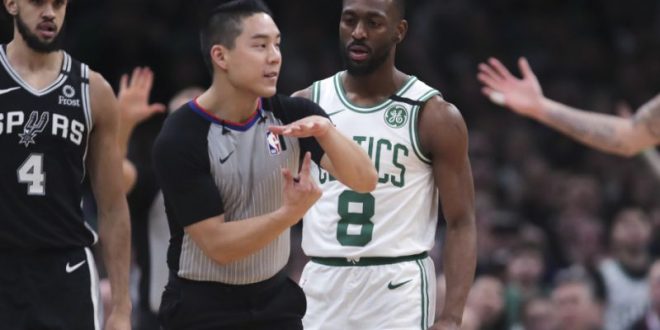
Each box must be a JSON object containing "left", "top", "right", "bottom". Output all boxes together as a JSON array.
[{"left": 153, "top": 95, "right": 327, "bottom": 284}]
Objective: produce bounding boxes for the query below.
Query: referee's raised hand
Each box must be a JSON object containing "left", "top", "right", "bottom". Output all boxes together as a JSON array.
[{"left": 280, "top": 152, "right": 322, "bottom": 222}]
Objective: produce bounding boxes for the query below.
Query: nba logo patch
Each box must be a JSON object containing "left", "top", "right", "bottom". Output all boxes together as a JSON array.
[{"left": 266, "top": 131, "right": 282, "bottom": 155}]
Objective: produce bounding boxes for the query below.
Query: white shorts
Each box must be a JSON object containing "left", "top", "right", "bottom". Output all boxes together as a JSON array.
[{"left": 300, "top": 253, "right": 435, "bottom": 330}]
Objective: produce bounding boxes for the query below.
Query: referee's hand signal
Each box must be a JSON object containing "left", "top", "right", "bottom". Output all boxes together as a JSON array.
[
  {"left": 268, "top": 115, "right": 332, "bottom": 138},
  {"left": 280, "top": 152, "right": 322, "bottom": 222}
]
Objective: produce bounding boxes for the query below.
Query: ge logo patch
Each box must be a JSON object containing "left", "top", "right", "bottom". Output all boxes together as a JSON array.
[
  {"left": 62, "top": 85, "right": 75, "bottom": 98},
  {"left": 266, "top": 131, "right": 282, "bottom": 155},
  {"left": 384, "top": 105, "right": 408, "bottom": 128}
]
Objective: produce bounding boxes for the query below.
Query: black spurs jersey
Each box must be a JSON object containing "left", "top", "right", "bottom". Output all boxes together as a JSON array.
[{"left": 0, "top": 45, "right": 95, "bottom": 250}]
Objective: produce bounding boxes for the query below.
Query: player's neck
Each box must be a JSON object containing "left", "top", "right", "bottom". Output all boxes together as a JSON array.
[
  {"left": 198, "top": 79, "right": 260, "bottom": 123},
  {"left": 6, "top": 38, "right": 62, "bottom": 73},
  {"left": 343, "top": 62, "right": 408, "bottom": 104}
]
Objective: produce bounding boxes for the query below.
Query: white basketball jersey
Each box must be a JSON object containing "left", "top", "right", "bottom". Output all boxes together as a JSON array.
[{"left": 302, "top": 72, "right": 441, "bottom": 257}]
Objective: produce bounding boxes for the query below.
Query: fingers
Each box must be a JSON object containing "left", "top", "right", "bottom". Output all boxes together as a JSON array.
[
  {"left": 480, "top": 86, "right": 493, "bottom": 97},
  {"left": 305, "top": 122, "right": 318, "bottom": 132},
  {"left": 124, "top": 67, "right": 155, "bottom": 91},
  {"left": 281, "top": 167, "right": 293, "bottom": 189},
  {"left": 480, "top": 86, "right": 507, "bottom": 106},
  {"left": 283, "top": 125, "right": 297, "bottom": 135},
  {"left": 269, "top": 122, "right": 322, "bottom": 138},
  {"left": 119, "top": 74, "right": 128, "bottom": 93},
  {"left": 130, "top": 67, "right": 141, "bottom": 88},
  {"left": 298, "top": 152, "right": 312, "bottom": 184},
  {"left": 298, "top": 152, "right": 321, "bottom": 201},
  {"left": 477, "top": 72, "right": 501, "bottom": 91},
  {"left": 488, "top": 57, "right": 515, "bottom": 81},
  {"left": 488, "top": 91, "right": 507, "bottom": 106},
  {"left": 518, "top": 57, "right": 536, "bottom": 80},
  {"left": 285, "top": 123, "right": 304, "bottom": 135},
  {"left": 141, "top": 67, "right": 154, "bottom": 90},
  {"left": 149, "top": 103, "right": 167, "bottom": 114},
  {"left": 478, "top": 62, "right": 502, "bottom": 82},
  {"left": 133, "top": 67, "right": 150, "bottom": 90},
  {"left": 269, "top": 124, "right": 299, "bottom": 136},
  {"left": 268, "top": 125, "right": 286, "bottom": 135}
]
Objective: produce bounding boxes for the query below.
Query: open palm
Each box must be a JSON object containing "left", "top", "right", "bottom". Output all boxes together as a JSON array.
[
  {"left": 477, "top": 57, "right": 545, "bottom": 118},
  {"left": 118, "top": 67, "right": 165, "bottom": 126}
]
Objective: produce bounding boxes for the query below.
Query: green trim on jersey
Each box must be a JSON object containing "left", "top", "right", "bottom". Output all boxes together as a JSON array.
[
  {"left": 416, "top": 259, "right": 430, "bottom": 329},
  {"left": 409, "top": 89, "right": 440, "bottom": 164},
  {"left": 312, "top": 81, "right": 321, "bottom": 104},
  {"left": 333, "top": 72, "right": 418, "bottom": 113},
  {"left": 311, "top": 252, "right": 427, "bottom": 267}
]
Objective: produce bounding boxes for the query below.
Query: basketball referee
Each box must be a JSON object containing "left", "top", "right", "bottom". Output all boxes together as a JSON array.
[{"left": 152, "top": 1, "right": 377, "bottom": 329}]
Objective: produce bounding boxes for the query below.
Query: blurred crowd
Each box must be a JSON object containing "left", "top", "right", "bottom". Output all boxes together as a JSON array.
[{"left": 4, "top": 0, "right": 658, "bottom": 329}]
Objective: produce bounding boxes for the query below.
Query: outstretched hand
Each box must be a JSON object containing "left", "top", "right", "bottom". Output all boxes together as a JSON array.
[
  {"left": 118, "top": 67, "right": 166, "bottom": 127},
  {"left": 280, "top": 152, "right": 322, "bottom": 222},
  {"left": 477, "top": 57, "right": 545, "bottom": 119},
  {"left": 269, "top": 115, "right": 332, "bottom": 138}
]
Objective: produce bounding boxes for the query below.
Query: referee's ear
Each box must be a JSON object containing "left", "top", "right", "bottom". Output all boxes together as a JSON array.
[{"left": 210, "top": 44, "right": 229, "bottom": 72}]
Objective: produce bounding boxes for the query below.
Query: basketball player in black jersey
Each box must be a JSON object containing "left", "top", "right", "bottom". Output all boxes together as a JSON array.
[{"left": 0, "top": 0, "right": 131, "bottom": 329}]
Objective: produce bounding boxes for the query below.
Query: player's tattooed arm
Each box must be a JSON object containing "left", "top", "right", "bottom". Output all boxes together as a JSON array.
[
  {"left": 539, "top": 96, "right": 659, "bottom": 157},
  {"left": 477, "top": 57, "right": 659, "bottom": 156},
  {"left": 541, "top": 100, "right": 627, "bottom": 152},
  {"left": 633, "top": 93, "right": 660, "bottom": 140}
]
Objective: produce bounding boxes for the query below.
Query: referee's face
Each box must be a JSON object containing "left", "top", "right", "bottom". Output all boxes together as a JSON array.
[{"left": 223, "top": 13, "right": 282, "bottom": 98}]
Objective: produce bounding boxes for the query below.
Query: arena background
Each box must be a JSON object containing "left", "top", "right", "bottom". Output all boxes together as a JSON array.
[{"left": 3, "top": 0, "right": 659, "bottom": 329}]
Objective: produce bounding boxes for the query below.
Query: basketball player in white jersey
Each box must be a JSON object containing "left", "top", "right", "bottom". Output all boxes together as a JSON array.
[{"left": 294, "top": 0, "right": 476, "bottom": 329}]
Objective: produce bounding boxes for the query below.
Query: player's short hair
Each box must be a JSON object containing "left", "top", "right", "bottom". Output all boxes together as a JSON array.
[
  {"left": 199, "top": 0, "right": 273, "bottom": 74},
  {"left": 392, "top": 0, "right": 406, "bottom": 19},
  {"left": 342, "top": 0, "right": 405, "bottom": 19}
]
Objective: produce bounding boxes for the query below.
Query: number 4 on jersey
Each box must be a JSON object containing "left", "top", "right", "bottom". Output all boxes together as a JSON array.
[{"left": 17, "top": 154, "right": 46, "bottom": 195}]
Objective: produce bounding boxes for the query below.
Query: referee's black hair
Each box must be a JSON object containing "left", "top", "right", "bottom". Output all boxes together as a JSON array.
[{"left": 200, "top": 0, "right": 273, "bottom": 74}]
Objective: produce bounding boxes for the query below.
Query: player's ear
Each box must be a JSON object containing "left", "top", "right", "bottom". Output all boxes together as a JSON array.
[
  {"left": 394, "top": 19, "right": 407, "bottom": 44},
  {"left": 210, "top": 44, "right": 229, "bottom": 71},
  {"left": 5, "top": 0, "right": 17, "bottom": 16}
]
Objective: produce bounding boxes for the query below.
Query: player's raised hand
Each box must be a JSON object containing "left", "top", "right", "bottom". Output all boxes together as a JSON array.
[
  {"left": 280, "top": 152, "right": 322, "bottom": 222},
  {"left": 269, "top": 115, "right": 332, "bottom": 138},
  {"left": 118, "top": 67, "right": 166, "bottom": 127},
  {"left": 477, "top": 57, "right": 545, "bottom": 119}
]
